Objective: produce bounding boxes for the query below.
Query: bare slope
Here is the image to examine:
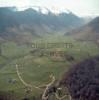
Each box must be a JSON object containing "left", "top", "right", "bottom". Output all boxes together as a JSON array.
[{"left": 65, "top": 17, "right": 99, "bottom": 41}]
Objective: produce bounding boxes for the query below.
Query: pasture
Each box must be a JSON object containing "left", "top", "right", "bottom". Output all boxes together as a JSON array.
[{"left": 0, "top": 36, "right": 99, "bottom": 100}]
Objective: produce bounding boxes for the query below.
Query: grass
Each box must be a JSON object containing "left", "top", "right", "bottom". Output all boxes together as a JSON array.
[{"left": 0, "top": 36, "right": 99, "bottom": 99}]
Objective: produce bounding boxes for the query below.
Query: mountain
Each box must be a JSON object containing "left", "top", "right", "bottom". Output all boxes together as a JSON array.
[
  {"left": 65, "top": 17, "right": 99, "bottom": 41},
  {"left": 0, "top": 7, "right": 84, "bottom": 43}
]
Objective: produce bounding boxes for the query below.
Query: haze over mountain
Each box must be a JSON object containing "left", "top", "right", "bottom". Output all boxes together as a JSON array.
[
  {"left": 65, "top": 17, "right": 99, "bottom": 41},
  {"left": 0, "top": 7, "right": 84, "bottom": 43}
]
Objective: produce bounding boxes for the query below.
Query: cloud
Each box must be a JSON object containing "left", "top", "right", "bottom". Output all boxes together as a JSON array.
[
  {"left": 0, "top": 0, "right": 30, "bottom": 7},
  {"left": 0, "top": 0, "right": 98, "bottom": 16}
]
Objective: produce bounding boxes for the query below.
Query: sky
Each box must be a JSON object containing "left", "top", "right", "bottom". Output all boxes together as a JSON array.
[{"left": 0, "top": 0, "right": 99, "bottom": 17}]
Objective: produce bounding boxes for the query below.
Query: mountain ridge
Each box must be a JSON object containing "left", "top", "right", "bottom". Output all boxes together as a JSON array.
[
  {"left": 65, "top": 17, "right": 99, "bottom": 41},
  {"left": 0, "top": 7, "right": 84, "bottom": 43}
]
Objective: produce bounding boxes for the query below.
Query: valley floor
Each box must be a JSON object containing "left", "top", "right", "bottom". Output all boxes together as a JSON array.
[{"left": 0, "top": 36, "right": 99, "bottom": 100}]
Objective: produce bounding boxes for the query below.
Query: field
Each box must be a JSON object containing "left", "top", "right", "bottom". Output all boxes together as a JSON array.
[{"left": 0, "top": 36, "right": 99, "bottom": 100}]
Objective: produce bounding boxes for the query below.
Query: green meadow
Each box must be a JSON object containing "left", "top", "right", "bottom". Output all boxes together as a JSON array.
[{"left": 0, "top": 36, "right": 99, "bottom": 100}]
